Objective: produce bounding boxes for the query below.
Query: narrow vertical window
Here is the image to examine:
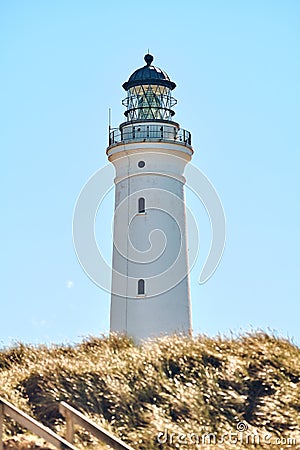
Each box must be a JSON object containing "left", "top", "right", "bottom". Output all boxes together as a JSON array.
[
  {"left": 138, "top": 279, "right": 145, "bottom": 295},
  {"left": 138, "top": 197, "right": 145, "bottom": 213}
]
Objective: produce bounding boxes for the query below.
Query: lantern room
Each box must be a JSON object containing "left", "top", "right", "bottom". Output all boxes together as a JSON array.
[{"left": 122, "top": 54, "right": 177, "bottom": 121}]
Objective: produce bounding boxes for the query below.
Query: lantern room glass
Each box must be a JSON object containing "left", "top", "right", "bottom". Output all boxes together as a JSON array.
[{"left": 122, "top": 84, "right": 177, "bottom": 121}]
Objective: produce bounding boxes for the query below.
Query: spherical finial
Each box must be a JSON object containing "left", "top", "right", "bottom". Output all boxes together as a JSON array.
[{"left": 144, "top": 53, "right": 154, "bottom": 66}]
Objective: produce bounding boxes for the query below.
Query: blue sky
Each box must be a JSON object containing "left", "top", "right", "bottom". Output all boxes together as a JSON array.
[{"left": 1, "top": 1, "right": 299, "bottom": 347}]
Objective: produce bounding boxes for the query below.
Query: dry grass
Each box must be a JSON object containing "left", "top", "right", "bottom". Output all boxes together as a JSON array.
[{"left": 0, "top": 332, "right": 299, "bottom": 449}]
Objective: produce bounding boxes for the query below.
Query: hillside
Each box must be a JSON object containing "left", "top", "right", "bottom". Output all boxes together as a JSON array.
[{"left": 0, "top": 332, "right": 299, "bottom": 449}]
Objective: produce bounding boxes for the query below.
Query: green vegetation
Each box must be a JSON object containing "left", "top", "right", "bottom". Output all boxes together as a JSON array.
[{"left": 0, "top": 332, "right": 299, "bottom": 449}]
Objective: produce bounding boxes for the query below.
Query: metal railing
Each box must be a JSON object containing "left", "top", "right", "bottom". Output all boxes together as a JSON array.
[
  {"left": 0, "top": 397, "right": 78, "bottom": 450},
  {"left": 59, "top": 402, "right": 135, "bottom": 450},
  {"left": 109, "top": 123, "right": 191, "bottom": 147}
]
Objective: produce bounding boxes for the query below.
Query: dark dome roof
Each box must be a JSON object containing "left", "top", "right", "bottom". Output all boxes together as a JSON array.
[{"left": 122, "top": 54, "right": 176, "bottom": 91}]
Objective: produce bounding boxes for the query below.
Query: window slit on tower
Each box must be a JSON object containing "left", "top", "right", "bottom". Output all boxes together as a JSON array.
[
  {"left": 138, "top": 279, "right": 145, "bottom": 295},
  {"left": 138, "top": 197, "right": 145, "bottom": 213}
]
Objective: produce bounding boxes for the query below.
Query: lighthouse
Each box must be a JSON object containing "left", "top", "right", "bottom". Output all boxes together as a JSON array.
[{"left": 107, "top": 54, "right": 193, "bottom": 342}]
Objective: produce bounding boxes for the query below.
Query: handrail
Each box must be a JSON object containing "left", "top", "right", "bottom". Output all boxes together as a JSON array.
[
  {"left": 0, "top": 397, "right": 78, "bottom": 450},
  {"left": 109, "top": 123, "right": 192, "bottom": 147},
  {"left": 59, "top": 402, "right": 134, "bottom": 450}
]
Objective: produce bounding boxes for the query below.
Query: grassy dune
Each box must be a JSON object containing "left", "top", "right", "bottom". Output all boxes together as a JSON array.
[{"left": 0, "top": 332, "right": 299, "bottom": 449}]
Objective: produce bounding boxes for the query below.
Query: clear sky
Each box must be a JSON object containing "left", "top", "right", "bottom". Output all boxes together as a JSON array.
[{"left": 1, "top": 0, "right": 299, "bottom": 347}]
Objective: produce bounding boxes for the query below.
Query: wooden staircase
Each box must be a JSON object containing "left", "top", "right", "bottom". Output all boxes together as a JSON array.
[{"left": 0, "top": 397, "right": 134, "bottom": 450}]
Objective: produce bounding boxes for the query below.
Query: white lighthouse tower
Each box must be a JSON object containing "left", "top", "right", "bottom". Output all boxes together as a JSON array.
[{"left": 107, "top": 54, "right": 193, "bottom": 342}]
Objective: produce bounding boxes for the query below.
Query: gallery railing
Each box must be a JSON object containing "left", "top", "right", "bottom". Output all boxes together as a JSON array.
[{"left": 109, "top": 124, "right": 191, "bottom": 146}]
